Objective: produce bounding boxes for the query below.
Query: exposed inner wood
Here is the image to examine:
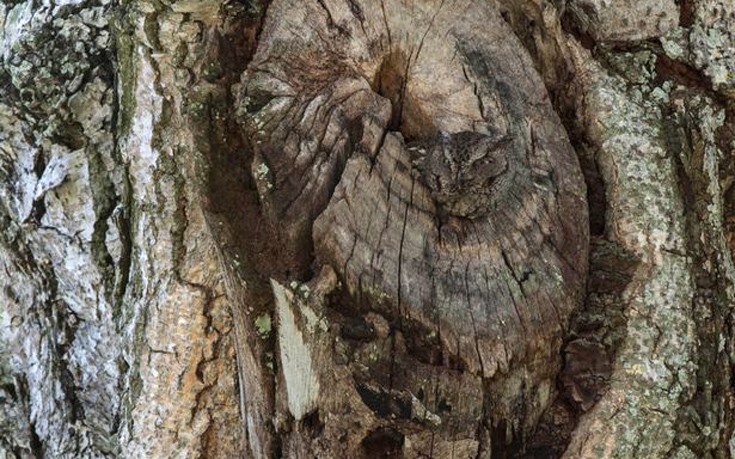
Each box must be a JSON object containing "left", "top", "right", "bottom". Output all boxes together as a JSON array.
[{"left": 237, "top": 0, "right": 588, "bottom": 455}]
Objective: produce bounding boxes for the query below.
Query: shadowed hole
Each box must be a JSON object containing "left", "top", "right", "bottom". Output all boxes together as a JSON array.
[
  {"left": 372, "top": 51, "right": 435, "bottom": 142},
  {"left": 361, "top": 427, "right": 405, "bottom": 457}
]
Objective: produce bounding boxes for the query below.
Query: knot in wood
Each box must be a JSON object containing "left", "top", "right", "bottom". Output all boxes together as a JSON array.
[{"left": 239, "top": 0, "right": 590, "bottom": 453}]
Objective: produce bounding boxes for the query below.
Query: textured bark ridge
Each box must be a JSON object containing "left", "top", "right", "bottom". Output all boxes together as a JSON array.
[{"left": 238, "top": 0, "right": 588, "bottom": 455}]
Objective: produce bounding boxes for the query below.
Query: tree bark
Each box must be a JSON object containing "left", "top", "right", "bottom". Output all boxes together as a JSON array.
[{"left": 0, "top": 0, "right": 733, "bottom": 458}]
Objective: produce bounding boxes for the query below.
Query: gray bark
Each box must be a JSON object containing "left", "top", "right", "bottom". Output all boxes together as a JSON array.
[{"left": 0, "top": 0, "right": 734, "bottom": 458}]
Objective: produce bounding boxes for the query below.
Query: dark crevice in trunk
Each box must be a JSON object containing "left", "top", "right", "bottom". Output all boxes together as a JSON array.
[
  {"left": 677, "top": 0, "right": 696, "bottom": 28},
  {"left": 720, "top": 105, "right": 735, "bottom": 276},
  {"left": 557, "top": 7, "right": 595, "bottom": 51},
  {"left": 371, "top": 50, "right": 436, "bottom": 142},
  {"left": 655, "top": 54, "right": 712, "bottom": 89},
  {"left": 373, "top": 51, "right": 409, "bottom": 135},
  {"left": 108, "top": 11, "right": 134, "bottom": 325},
  {"left": 40, "top": 261, "right": 87, "bottom": 431},
  {"left": 28, "top": 421, "right": 44, "bottom": 458},
  {"left": 86, "top": 45, "right": 121, "bottom": 304},
  {"left": 30, "top": 150, "right": 48, "bottom": 223},
  {"left": 361, "top": 427, "right": 405, "bottom": 458},
  {"left": 14, "top": 374, "right": 43, "bottom": 459},
  {"left": 184, "top": 2, "right": 287, "bottom": 457}
]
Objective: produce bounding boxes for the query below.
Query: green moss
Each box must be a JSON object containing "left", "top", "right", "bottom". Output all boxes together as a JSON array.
[{"left": 254, "top": 314, "right": 272, "bottom": 339}]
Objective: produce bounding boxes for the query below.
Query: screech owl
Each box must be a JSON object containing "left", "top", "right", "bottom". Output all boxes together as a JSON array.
[{"left": 407, "top": 131, "right": 514, "bottom": 219}]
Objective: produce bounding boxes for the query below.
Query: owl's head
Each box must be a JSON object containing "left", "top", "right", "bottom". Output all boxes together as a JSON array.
[
  {"left": 407, "top": 130, "right": 514, "bottom": 218},
  {"left": 452, "top": 131, "right": 510, "bottom": 178}
]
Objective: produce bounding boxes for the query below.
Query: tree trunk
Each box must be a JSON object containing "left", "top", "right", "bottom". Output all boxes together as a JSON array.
[{"left": 0, "top": 0, "right": 733, "bottom": 458}]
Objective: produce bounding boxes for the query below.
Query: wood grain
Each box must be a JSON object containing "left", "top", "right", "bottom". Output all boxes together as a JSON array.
[{"left": 238, "top": 0, "right": 589, "bottom": 453}]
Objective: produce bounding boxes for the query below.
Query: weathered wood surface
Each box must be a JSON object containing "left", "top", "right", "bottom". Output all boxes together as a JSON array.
[{"left": 238, "top": 0, "right": 588, "bottom": 454}]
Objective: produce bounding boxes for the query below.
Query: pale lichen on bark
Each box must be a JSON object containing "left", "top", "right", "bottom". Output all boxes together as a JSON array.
[
  {"left": 114, "top": 1, "right": 245, "bottom": 457},
  {"left": 1, "top": 0, "right": 246, "bottom": 456},
  {"left": 1, "top": 0, "right": 124, "bottom": 455}
]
